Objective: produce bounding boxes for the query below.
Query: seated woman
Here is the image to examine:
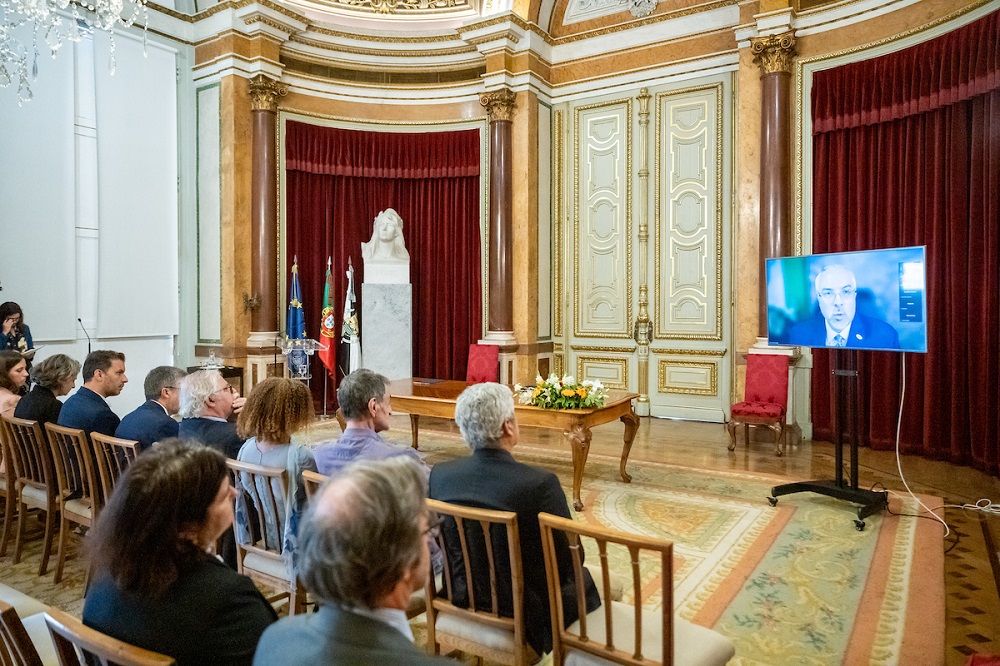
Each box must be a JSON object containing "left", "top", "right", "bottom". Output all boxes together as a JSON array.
[
  {"left": 235, "top": 377, "right": 317, "bottom": 575},
  {"left": 83, "top": 439, "right": 277, "bottom": 665},
  {"left": 0, "top": 350, "right": 29, "bottom": 417},
  {"left": 14, "top": 354, "right": 81, "bottom": 428}
]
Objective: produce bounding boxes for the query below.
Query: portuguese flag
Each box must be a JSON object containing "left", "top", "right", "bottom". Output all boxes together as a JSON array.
[{"left": 318, "top": 257, "right": 337, "bottom": 377}]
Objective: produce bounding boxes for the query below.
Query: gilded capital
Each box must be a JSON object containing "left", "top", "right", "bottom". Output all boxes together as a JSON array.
[
  {"left": 480, "top": 88, "right": 516, "bottom": 122},
  {"left": 248, "top": 74, "right": 287, "bottom": 112},
  {"left": 750, "top": 32, "right": 796, "bottom": 76}
]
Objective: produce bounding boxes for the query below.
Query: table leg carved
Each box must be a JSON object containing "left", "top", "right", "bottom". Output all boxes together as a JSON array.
[
  {"left": 564, "top": 424, "right": 593, "bottom": 512},
  {"left": 410, "top": 414, "right": 420, "bottom": 449},
  {"left": 619, "top": 410, "right": 639, "bottom": 483}
]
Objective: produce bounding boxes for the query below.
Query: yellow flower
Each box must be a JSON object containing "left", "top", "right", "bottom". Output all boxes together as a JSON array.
[
  {"left": 533, "top": 387, "right": 542, "bottom": 399},
  {"left": 561, "top": 388, "right": 575, "bottom": 397},
  {"left": 576, "top": 388, "right": 587, "bottom": 398}
]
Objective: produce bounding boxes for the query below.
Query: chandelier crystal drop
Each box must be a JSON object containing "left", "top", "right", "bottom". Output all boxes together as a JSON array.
[{"left": 0, "top": 0, "right": 147, "bottom": 105}]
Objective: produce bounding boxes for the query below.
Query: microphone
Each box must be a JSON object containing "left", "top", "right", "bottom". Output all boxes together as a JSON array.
[{"left": 78, "top": 318, "right": 92, "bottom": 355}]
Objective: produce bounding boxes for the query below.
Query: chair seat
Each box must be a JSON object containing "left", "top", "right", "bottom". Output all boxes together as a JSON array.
[
  {"left": 242, "top": 551, "right": 288, "bottom": 581},
  {"left": 21, "top": 611, "right": 59, "bottom": 666},
  {"left": 0, "top": 583, "right": 49, "bottom": 619},
  {"left": 19, "top": 484, "right": 50, "bottom": 506},
  {"left": 730, "top": 401, "right": 785, "bottom": 420},
  {"left": 564, "top": 600, "right": 735, "bottom": 666},
  {"left": 435, "top": 610, "right": 524, "bottom": 659},
  {"left": 64, "top": 498, "right": 92, "bottom": 519},
  {"left": 584, "top": 564, "right": 625, "bottom": 602}
]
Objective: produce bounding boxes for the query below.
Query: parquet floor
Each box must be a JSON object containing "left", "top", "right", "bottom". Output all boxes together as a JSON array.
[{"left": 3, "top": 414, "right": 999, "bottom": 665}]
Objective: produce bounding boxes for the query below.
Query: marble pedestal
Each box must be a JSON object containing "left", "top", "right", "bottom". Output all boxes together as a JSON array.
[{"left": 362, "top": 283, "right": 412, "bottom": 380}]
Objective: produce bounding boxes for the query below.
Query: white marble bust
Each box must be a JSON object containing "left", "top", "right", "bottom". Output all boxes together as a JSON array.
[{"left": 361, "top": 208, "right": 410, "bottom": 264}]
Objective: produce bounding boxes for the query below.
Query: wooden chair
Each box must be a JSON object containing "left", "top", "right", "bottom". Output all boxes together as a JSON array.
[
  {"left": 226, "top": 459, "right": 307, "bottom": 615},
  {"left": 301, "top": 469, "right": 327, "bottom": 502},
  {"left": 2, "top": 416, "right": 58, "bottom": 576},
  {"left": 44, "top": 607, "right": 174, "bottom": 665},
  {"left": 44, "top": 424, "right": 101, "bottom": 584},
  {"left": 538, "top": 513, "right": 735, "bottom": 666},
  {"left": 425, "top": 498, "right": 534, "bottom": 666},
  {"left": 0, "top": 599, "right": 57, "bottom": 666},
  {"left": 90, "top": 433, "right": 139, "bottom": 503},
  {"left": 727, "top": 353, "right": 790, "bottom": 456},
  {"left": 0, "top": 418, "right": 18, "bottom": 558}
]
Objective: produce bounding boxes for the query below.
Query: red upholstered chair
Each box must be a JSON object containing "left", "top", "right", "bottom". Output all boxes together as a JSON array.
[
  {"left": 728, "top": 353, "right": 790, "bottom": 456},
  {"left": 466, "top": 343, "right": 499, "bottom": 384}
]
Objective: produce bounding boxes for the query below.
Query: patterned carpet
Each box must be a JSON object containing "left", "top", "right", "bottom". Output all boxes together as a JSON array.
[{"left": 1, "top": 422, "right": 951, "bottom": 665}]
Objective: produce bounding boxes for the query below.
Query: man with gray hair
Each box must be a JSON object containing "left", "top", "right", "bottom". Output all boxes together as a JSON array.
[
  {"left": 177, "top": 369, "right": 246, "bottom": 459},
  {"left": 253, "top": 457, "right": 453, "bottom": 665},
  {"left": 115, "top": 366, "right": 187, "bottom": 451},
  {"left": 313, "top": 368, "right": 425, "bottom": 477},
  {"left": 428, "top": 382, "right": 600, "bottom": 656}
]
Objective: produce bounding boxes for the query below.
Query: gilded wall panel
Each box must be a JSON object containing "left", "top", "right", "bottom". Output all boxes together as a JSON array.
[
  {"left": 654, "top": 84, "right": 723, "bottom": 341},
  {"left": 573, "top": 99, "right": 632, "bottom": 339},
  {"left": 657, "top": 359, "right": 718, "bottom": 396},
  {"left": 576, "top": 355, "right": 628, "bottom": 390}
]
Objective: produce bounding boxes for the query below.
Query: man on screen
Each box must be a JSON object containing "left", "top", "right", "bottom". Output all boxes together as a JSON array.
[{"left": 786, "top": 264, "right": 900, "bottom": 349}]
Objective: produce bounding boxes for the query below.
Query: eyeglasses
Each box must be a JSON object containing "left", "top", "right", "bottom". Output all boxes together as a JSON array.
[
  {"left": 818, "top": 287, "right": 856, "bottom": 301},
  {"left": 212, "top": 384, "right": 236, "bottom": 395}
]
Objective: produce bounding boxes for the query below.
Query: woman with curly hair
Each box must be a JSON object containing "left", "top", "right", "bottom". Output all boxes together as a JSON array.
[
  {"left": 83, "top": 439, "right": 277, "bottom": 665},
  {"left": 235, "top": 377, "right": 317, "bottom": 575},
  {"left": 14, "top": 353, "right": 81, "bottom": 428}
]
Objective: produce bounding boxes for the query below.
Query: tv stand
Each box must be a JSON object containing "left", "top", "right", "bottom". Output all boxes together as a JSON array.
[{"left": 768, "top": 350, "right": 888, "bottom": 530}]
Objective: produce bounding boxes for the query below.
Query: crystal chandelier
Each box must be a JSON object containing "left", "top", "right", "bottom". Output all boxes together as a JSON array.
[{"left": 0, "top": 0, "right": 147, "bottom": 104}]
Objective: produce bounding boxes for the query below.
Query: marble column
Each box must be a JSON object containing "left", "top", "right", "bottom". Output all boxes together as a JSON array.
[
  {"left": 480, "top": 89, "right": 517, "bottom": 350},
  {"left": 750, "top": 32, "right": 796, "bottom": 338},
  {"left": 246, "top": 74, "right": 287, "bottom": 386}
]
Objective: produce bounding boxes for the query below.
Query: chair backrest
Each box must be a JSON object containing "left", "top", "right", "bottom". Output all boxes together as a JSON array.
[
  {"left": 425, "top": 499, "right": 528, "bottom": 661},
  {"left": 743, "top": 353, "right": 790, "bottom": 407},
  {"left": 44, "top": 607, "right": 175, "bottom": 666},
  {"left": 2, "top": 416, "right": 55, "bottom": 497},
  {"left": 90, "top": 433, "right": 140, "bottom": 503},
  {"left": 0, "top": 600, "right": 43, "bottom": 666},
  {"left": 44, "top": 423, "right": 101, "bottom": 515},
  {"left": 225, "top": 458, "right": 289, "bottom": 558},
  {"left": 466, "top": 343, "right": 500, "bottom": 384},
  {"left": 538, "top": 512, "right": 672, "bottom": 666},
  {"left": 301, "top": 469, "right": 328, "bottom": 501}
]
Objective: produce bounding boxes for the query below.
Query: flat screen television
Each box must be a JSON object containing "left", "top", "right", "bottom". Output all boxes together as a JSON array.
[{"left": 766, "top": 246, "right": 928, "bottom": 353}]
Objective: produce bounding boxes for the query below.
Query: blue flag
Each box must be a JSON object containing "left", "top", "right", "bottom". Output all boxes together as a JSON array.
[{"left": 286, "top": 257, "right": 306, "bottom": 340}]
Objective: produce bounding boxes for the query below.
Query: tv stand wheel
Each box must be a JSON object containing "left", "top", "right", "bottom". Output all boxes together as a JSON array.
[
  {"left": 767, "top": 496, "right": 778, "bottom": 507},
  {"left": 854, "top": 519, "right": 866, "bottom": 532}
]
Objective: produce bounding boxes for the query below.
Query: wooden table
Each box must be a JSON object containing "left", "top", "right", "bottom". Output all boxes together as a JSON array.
[{"left": 388, "top": 378, "right": 640, "bottom": 511}]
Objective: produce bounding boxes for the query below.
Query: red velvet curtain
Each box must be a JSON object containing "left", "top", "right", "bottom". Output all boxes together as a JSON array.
[
  {"left": 284, "top": 122, "right": 482, "bottom": 402},
  {"left": 810, "top": 11, "right": 1000, "bottom": 474}
]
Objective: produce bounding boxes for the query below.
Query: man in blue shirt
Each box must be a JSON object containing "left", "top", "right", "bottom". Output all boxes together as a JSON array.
[
  {"left": 313, "top": 368, "right": 424, "bottom": 478},
  {"left": 57, "top": 350, "right": 128, "bottom": 437},
  {"left": 116, "top": 366, "right": 187, "bottom": 451}
]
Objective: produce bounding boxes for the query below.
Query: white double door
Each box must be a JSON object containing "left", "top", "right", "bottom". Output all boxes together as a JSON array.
[{"left": 555, "top": 75, "right": 733, "bottom": 421}]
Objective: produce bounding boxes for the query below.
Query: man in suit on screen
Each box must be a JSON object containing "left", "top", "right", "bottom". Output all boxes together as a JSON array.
[{"left": 787, "top": 264, "right": 900, "bottom": 349}]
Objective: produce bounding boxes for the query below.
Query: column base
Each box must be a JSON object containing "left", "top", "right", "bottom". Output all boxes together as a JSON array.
[{"left": 247, "top": 330, "right": 281, "bottom": 349}]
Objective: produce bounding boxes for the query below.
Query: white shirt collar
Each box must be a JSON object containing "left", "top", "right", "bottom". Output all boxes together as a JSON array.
[
  {"left": 349, "top": 606, "right": 413, "bottom": 642},
  {"left": 825, "top": 319, "right": 852, "bottom": 346}
]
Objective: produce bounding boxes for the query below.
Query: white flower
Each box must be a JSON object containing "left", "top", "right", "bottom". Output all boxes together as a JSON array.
[
  {"left": 536, "top": 375, "right": 544, "bottom": 384},
  {"left": 513, "top": 383, "right": 522, "bottom": 392},
  {"left": 561, "top": 375, "right": 575, "bottom": 385}
]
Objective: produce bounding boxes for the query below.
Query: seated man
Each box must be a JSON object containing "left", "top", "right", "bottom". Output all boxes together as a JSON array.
[
  {"left": 177, "top": 370, "right": 245, "bottom": 459},
  {"left": 116, "top": 366, "right": 187, "bottom": 451},
  {"left": 253, "top": 458, "right": 453, "bottom": 666},
  {"left": 58, "top": 349, "right": 128, "bottom": 437},
  {"left": 429, "top": 382, "right": 600, "bottom": 656},
  {"left": 313, "top": 368, "right": 424, "bottom": 477}
]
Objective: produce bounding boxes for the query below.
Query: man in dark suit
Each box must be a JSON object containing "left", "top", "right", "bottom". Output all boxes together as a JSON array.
[
  {"left": 429, "top": 382, "right": 601, "bottom": 656},
  {"left": 253, "top": 457, "right": 453, "bottom": 666},
  {"left": 177, "top": 369, "right": 245, "bottom": 459},
  {"left": 57, "top": 350, "right": 128, "bottom": 437},
  {"left": 116, "top": 366, "right": 187, "bottom": 451},
  {"left": 786, "top": 264, "right": 900, "bottom": 349}
]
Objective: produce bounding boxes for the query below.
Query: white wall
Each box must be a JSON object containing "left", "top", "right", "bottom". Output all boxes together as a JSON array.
[{"left": 0, "top": 26, "right": 187, "bottom": 417}]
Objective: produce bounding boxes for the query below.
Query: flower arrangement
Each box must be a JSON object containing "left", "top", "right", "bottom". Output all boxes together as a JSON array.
[{"left": 514, "top": 374, "right": 608, "bottom": 409}]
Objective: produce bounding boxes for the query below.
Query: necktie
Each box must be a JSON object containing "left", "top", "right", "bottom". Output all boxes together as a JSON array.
[{"left": 834, "top": 334, "right": 845, "bottom": 347}]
